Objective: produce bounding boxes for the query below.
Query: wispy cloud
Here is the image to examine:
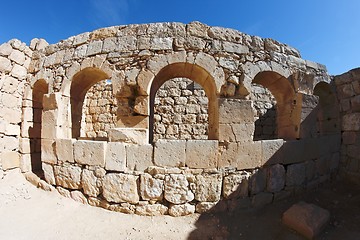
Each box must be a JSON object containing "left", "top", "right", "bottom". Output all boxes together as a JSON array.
[{"left": 90, "top": 0, "right": 131, "bottom": 27}]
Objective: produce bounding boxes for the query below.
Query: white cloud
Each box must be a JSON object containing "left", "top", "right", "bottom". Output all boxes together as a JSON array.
[{"left": 90, "top": 0, "right": 130, "bottom": 26}]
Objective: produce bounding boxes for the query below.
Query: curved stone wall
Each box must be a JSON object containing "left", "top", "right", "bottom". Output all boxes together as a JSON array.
[{"left": 0, "top": 21, "right": 344, "bottom": 216}]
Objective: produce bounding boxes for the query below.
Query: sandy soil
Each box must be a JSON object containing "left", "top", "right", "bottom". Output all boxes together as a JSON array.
[{"left": 1, "top": 169, "right": 360, "bottom": 240}]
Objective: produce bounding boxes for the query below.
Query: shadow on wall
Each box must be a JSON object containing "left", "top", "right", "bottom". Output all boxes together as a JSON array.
[
  {"left": 29, "top": 79, "right": 48, "bottom": 178},
  {"left": 187, "top": 82, "right": 341, "bottom": 239}
]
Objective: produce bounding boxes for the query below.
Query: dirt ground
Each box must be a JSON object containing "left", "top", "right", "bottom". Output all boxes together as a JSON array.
[{"left": 1, "top": 169, "right": 360, "bottom": 240}]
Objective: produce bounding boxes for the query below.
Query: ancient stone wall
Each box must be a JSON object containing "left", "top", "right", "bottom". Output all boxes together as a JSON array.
[
  {"left": 335, "top": 68, "right": 360, "bottom": 184},
  {"left": 82, "top": 80, "right": 117, "bottom": 139},
  {"left": 0, "top": 39, "right": 34, "bottom": 177},
  {"left": 153, "top": 78, "right": 208, "bottom": 141},
  {"left": 0, "top": 22, "right": 347, "bottom": 216}
]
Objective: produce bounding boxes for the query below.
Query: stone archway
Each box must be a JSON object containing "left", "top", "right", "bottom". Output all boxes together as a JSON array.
[{"left": 149, "top": 63, "right": 219, "bottom": 143}]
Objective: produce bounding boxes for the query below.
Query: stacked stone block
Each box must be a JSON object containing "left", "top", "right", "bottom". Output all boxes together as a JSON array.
[
  {"left": 153, "top": 77, "right": 209, "bottom": 141},
  {"left": 0, "top": 39, "right": 34, "bottom": 175},
  {"left": 335, "top": 68, "right": 360, "bottom": 184}
]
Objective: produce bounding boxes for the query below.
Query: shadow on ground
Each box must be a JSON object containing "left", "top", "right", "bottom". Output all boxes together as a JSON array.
[{"left": 188, "top": 179, "right": 360, "bottom": 240}]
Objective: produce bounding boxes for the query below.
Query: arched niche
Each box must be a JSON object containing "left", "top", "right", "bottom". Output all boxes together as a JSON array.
[
  {"left": 253, "top": 71, "right": 300, "bottom": 140},
  {"left": 149, "top": 63, "right": 218, "bottom": 143},
  {"left": 313, "top": 82, "right": 340, "bottom": 135},
  {"left": 70, "top": 67, "right": 110, "bottom": 139},
  {"left": 31, "top": 79, "right": 48, "bottom": 177}
]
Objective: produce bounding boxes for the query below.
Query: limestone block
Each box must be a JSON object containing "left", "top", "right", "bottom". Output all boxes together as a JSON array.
[
  {"left": 41, "top": 110, "right": 57, "bottom": 139},
  {"left": 251, "top": 192, "right": 273, "bottom": 208},
  {"left": 57, "top": 186, "right": 71, "bottom": 198},
  {"left": 164, "top": 174, "right": 194, "bottom": 204},
  {"left": 135, "top": 204, "right": 168, "bottom": 216},
  {"left": 24, "top": 172, "right": 40, "bottom": 187},
  {"left": 186, "top": 140, "right": 218, "bottom": 169},
  {"left": 150, "top": 37, "right": 173, "bottom": 50},
  {"left": 86, "top": 40, "right": 103, "bottom": 56},
  {"left": 41, "top": 139, "right": 57, "bottom": 164},
  {"left": 42, "top": 93, "right": 61, "bottom": 111},
  {"left": 286, "top": 163, "right": 306, "bottom": 187},
  {"left": 219, "top": 124, "right": 236, "bottom": 142},
  {"left": 117, "top": 116, "right": 148, "bottom": 129},
  {"left": 82, "top": 169, "right": 100, "bottom": 197},
  {"left": 70, "top": 191, "right": 88, "bottom": 204},
  {"left": 223, "top": 42, "right": 249, "bottom": 54},
  {"left": 2, "top": 136, "right": 18, "bottom": 151},
  {"left": 8, "top": 49, "right": 25, "bottom": 65},
  {"left": 187, "top": 21, "right": 209, "bottom": 38},
  {"left": 261, "top": 139, "right": 284, "bottom": 165},
  {"left": 223, "top": 172, "right": 251, "bottom": 198},
  {"left": 19, "top": 138, "right": 31, "bottom": 154},
  {"left": 20, "top": 154, "right": 32, "bottom": 172},
  {"left": 219, "top": 99, "right": 255, "bottom": 124},
  {"left": 137, "top": 69, "right": 154, "bottom": 96},
  {"left": 0, "top": 56, "right": 12, "bottom": 72},
  {"left": 342, "top": 113, "right": 360, "bottom": 131},
  {"left": 54, "top": 165, "right": 82, "bottom": 189},
  {"left": 73, "top": 140, "right": 106, "bottom": 167},
  {"left": 134, "top": 96, "right": 149, "bottom": 115},
  {"left": 126, "top": 144, "right": 153, "bottom": 171},
  {"left": 194, "top": 174, "right": 222, "bottom": 202},
  {"left": 1, "top": 76, "right": 18, "bottom": 94},
  {"left": 55, "top": 139, "right": 74, "bottom": 163},
  {"left": 11, "top": 64, "right": 27, "bottom": 79},
  {"left": 42, "top": 162, "right": 55, "bottom": 185},
  {"left": 154, "top": 140, "right": 186, "bottom": 167},
  {"left": 169, "top": 203, "right": 195, "bottom": 217},
  {"left": 140, "top": 174, "right": 164, "bottom": 200},
  {"left": 218, "top": 142, "right": 262, "bottom": 170},
  {"left": 195, "top": 202, "right": 218, "bottom": 213},
  {"left": 249, "top": 169, "right": 266, "bottom": 195},
  {"left": 282, "top": 202, "right": 330, "bottom": 239},
  {"left": 102, "top": 173, "right": 139, "bottom": 204},
  {"left": 102, "top": 37, "right": 118, "bottom": 52},
  {"left": 109, "top": 128, "right": 148, "bottom": 144},
  {"left": 0, "top": 42, "right": 13, "bottom": 56},
  {"left": 105, "top": 142, "right": 126, "bottom": 172},
  {"left": 232, "top": 123, "right": 255, "bottom": 142},
  {"left": 1, "top": 152, "right": 20, "bottom": 170},
  {"left": 267, "top": 164, "right": 285, "bottom": 192}
]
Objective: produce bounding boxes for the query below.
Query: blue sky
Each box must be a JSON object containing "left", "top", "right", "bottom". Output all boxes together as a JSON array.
[{"left": 1, "top": 0, "right": 358, "bottom": 75}]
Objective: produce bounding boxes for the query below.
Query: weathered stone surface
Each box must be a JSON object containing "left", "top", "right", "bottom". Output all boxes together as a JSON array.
[
  {"left": 73, "top": 140, "right": 106, "bottom": 167},
  {"left": 54, "top": 165, "right": 82, "bottom": 189},
  {"left": 282, "top": 202, "right": 330, "bottom": 239},
  {"left": 194, "top": 174, "right": 222, "bottom": 202},
  {"left": 42, "top": 162, "right": 55, "bottom": 185},
  {"left": 102, "top": 173, "right": 139, "bottom": 204},
  {"left": 186, "top": 140, "right": 218, "bottom": 169},
  {"left": 140, "top": 174, "right": 164, "bottom": 200},
  {"left": 219, "top": 99, "right": 255, "bottom": 124},
  {"left": 250, "top": 169, "right": 266, "bottom": 195},
  {"left": 126, "top": 144, "right": 153, "bottom": 171},
  {"left": 109, "top": 128, "right": 148, "bottom": 144},
  {"left": 286, "top": 163, "right": 306, "bottom": 187},
  {"left": 135, "top": 204, "right": 168, "bottom": 216},
  {"left": 41, "top": 139, "right": 57, "bottom": 164},
  {"left": 55, "top": 139, "right": 74, "bottom": 163},
  {"left": 267, "top": 164, "right": 285, "bottom": 192},
  {"left": 342, "top": 113, "right": 360, "bottom": 131},
  {"left": 195, "top": 202, "right": 218, "bottom": 213},
  {"left": 169, "top": 203, "right": 195, "bottom": 217},
  {"left": 57, "top": 187, "right": 71, "bottom": 198},
  {"left": 82, "top": 169, "right": 100, "bottom": 197},
  {"left": 219, "top": 142, "right": 262, "bottom": 170},
  {"left": 105, "top": 142, "right": 126, "bottom": 172},
  {"left": 223, "top": 172, "right": 250, "bottom": 198},
  {"left": 70, "top": 190, "right": 88, "bottom": 204},
  {"left": 164, "top": 174, "right": 194, "bottom": 204},
  {"left": 154, "top": 140, "right": 186, "bottom": 167},
  {"left": 1, "top": 152, "right": 20, "bottom": 170}
]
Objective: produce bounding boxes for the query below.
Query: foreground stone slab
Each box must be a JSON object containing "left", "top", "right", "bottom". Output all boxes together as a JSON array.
[
  {"left": 73, "top": 140, "right": 106, "bottom": 167},
  {"left": 282, "top": 201, "right": 330, "bottom": 239},
  {"left": 102, "top": 173, "right": 139, "bottom": 204},
  {"left": 108, "top": 128, "right": 148, "bottom": 144}
]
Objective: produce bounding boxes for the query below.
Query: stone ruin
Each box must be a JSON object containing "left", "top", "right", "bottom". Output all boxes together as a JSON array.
[{"left": 0, "top": 21, "right": 359, "bottom": 216}]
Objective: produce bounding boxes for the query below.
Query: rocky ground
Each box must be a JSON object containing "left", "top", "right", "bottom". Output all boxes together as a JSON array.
[{"left": 1, "top": 169, "right": 360, "bottom": 240}]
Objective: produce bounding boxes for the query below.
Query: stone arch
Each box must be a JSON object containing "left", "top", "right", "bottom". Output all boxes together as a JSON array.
[
  {"left": 30, "top": 79, "right": 48, "bottom": 177},
  {"left": 313, "top": 82, "right": 340, "bottom": 135},
  {"left": 149, "top": 63, "right": 219, "bottom": 142},
  {"left": 70, "top": 67, "right": 110, "bottom": 138},
  {"left": 253, "top": 71, "right": 301, "bottom": 140}
]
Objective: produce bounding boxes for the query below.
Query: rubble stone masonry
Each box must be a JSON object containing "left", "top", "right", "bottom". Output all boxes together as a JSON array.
[{"left": 0, "top": 21, "right": 352, "bottom": 216}]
